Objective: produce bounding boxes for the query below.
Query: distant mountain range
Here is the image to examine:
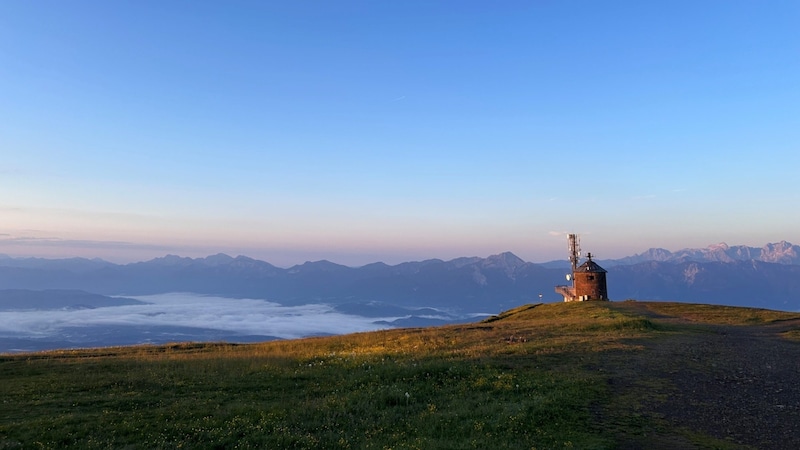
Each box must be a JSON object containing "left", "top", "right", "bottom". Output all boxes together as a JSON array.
[
  {"left": 0, "top": 289, "right": 143, "bottom": 311},
  {"left": 1, "top": 242, "right": 799, "bottom": 313},
  {"left": 604, "top": 241, "right": 800, "bottom": 266}
]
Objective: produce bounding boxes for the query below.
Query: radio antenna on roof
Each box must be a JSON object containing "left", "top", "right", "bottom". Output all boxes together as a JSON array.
[{"left": 568, "top": 233, "right": 580, "bottom": 272}]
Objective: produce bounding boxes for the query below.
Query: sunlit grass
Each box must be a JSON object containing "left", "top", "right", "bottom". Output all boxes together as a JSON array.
[
  {"left": 1, "top": 301, "right": 785, "bottom": 448},
  {"left": 781, "top": 329, "right": 800, "bottom": 341}
]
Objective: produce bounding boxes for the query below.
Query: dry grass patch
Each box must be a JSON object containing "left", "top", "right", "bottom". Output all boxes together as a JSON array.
[{"left": 642, "top": 302, "right": 800, "bottom": 325}]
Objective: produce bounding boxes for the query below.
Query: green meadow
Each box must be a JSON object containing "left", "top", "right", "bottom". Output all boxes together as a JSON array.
[{"left": 2, "top": 301, "right": 799, "bottom": 449}]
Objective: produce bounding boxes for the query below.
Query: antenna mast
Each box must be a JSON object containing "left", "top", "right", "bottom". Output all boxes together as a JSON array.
[{"left": 568, "top": 233, "right": 581, "bottom": 272}]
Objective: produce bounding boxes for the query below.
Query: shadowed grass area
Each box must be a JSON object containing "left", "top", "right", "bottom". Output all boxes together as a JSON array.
[
  {"left": 1, "top": 301, "right": 795, "bottom": 449},
  {"left": 637, "top": 301, "right": 800, "bottom": 325}
]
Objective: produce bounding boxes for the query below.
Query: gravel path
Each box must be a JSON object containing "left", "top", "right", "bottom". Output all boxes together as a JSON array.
[{"left": 603, "top": 303, "right": 800, "bottom": 449}]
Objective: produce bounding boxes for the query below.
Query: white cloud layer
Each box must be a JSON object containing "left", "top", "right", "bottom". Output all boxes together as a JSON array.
[{"left": 0, "top": 293, "right": 398, "bottom": 340}]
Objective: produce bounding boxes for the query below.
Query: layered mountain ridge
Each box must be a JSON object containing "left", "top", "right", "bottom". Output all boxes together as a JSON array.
[
  {"left": 1, "top": 242, "right": 799, "bottom": 312},
  {"left": 608, "top": 241, "right": 800, "bottom": 265}
]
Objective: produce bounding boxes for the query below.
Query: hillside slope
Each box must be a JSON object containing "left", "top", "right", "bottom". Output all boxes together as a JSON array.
[{"left": 1, "top": 301, "right": 799, "bottom": 449}]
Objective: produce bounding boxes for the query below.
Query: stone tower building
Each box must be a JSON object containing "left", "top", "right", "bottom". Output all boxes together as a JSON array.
[{"left": 571, "top": 253, "right": 608, "bottom": 301}]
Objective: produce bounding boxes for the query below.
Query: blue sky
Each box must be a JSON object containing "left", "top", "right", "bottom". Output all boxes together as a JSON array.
[{"left": 1, "top": 1, "right": 799, "bottom": 266}]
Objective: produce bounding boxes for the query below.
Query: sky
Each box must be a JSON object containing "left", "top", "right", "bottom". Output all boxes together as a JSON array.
[{"left": 1, "top": 1, "right": 799, "bottom": 266}]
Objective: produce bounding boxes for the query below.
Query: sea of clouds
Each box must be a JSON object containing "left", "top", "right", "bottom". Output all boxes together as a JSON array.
[{"left": 0, "top": 293, "right": 410, "bottom": 352}]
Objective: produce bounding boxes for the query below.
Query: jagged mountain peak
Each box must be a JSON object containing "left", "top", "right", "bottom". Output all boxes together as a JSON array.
[
  {"left": 288, "top": 260, "right": 350, "bottom": 273},
  {"left": 759, "top": 241, "right": 798, "bottom": 264},
  {"left": 443, "top": 252, "right": 527, "bottom": 274},
  {"left": 449, "top": 256, "right": 483, "bottom": 268},
  {"left": 610, "top": 241, "right": 800, "bottom": 266},
  {"left": 144, "top": 254, "right": 193, "bottom": 266},
  {"left": 763, "top": 240, "right": 794, "bottom": 251},
  {"left": 202, "top": 253, "right": 235, "bottom": 265},
  {"left": 482, "top": 252, "right": 526, "bottom": 269}
]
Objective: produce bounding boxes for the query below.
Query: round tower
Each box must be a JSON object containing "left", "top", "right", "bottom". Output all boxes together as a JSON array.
[{"left": 572, "top": 253, "right": 608, "bottom": 301}]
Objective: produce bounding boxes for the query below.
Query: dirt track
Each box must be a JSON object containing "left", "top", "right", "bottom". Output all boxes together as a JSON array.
[{"left": 604, "top": 302, "right": 800, "bottom": 449}]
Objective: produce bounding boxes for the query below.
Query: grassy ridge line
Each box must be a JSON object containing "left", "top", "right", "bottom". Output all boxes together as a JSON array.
[{"left": 1, "top": 302, "right": 797, "bottom": 449}]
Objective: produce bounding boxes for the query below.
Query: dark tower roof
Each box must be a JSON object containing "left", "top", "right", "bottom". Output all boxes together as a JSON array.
[{"left": 576, "top": 253, "right": 607, "bottom": 273}]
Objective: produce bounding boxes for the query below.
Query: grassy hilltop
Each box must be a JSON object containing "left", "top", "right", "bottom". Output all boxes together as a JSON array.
[{"left": 2, "top": 301, "right": 800, "bottom": 449}]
